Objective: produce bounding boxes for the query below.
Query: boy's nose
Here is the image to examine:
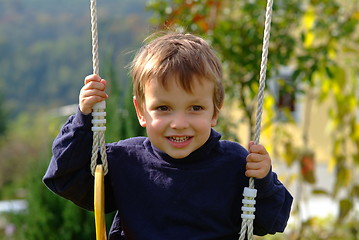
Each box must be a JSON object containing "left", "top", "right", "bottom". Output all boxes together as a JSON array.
[{"left": 170, "top": 113, "right": 189, "bottom": 129}]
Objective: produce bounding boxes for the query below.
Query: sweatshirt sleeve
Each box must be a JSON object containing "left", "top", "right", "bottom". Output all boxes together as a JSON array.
[
  {"left": 252, "top": 169, "right": 293, "bottom": 236},
  {"left": 43, "top": 108, "right": 115, "bottom": 212}
]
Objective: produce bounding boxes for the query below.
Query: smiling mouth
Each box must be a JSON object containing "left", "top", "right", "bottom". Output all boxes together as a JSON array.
[{"left": 168, "top": 136, "right": 191, "bottom": 143}]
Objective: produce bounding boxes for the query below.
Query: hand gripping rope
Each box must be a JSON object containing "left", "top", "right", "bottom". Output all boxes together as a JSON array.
[
  {"left": 89, "top": 0, "right": 108, "bottom": 239},
  {"left": 238, "top": 0, "right": 274, "bottom": 240}
]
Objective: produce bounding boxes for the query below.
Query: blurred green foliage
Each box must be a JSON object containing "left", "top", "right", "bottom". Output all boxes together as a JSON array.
[{"left": 0, "top": 0, "right": 149, "bottom": 117}]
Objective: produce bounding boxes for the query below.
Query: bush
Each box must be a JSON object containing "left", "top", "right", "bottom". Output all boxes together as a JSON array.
[{"left": 9, "top": 158, "right": 100, "bottom": 240}]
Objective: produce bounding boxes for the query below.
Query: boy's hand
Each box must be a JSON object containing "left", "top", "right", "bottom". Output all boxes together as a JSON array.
[
  {"left": 79, "top": 74, "right": 108, "bottom": 115},
  {"left": 246, "top": 141, "right": 271, "bottom": 179}
]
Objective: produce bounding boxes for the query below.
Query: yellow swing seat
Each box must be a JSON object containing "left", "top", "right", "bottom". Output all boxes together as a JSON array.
[{"left": 94, "top": 164, "right": 107, "bottom": 240}]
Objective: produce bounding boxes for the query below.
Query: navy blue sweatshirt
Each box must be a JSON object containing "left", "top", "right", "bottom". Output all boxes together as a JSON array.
[{"left": 43, "top": 109, "right": 292, "bottom": 239}]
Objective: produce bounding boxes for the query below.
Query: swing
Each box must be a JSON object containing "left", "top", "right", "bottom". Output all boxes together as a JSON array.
[
  {"left": 89, "top": 0, "right": 108, "bottom": 239},
  {"left": 88, "top": 0, "right": 274, "bottom": 239}
]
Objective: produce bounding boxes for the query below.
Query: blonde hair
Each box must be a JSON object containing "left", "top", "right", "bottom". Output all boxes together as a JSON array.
[{"left": 131, "top": 32, "right": 224, "bottom": 116}]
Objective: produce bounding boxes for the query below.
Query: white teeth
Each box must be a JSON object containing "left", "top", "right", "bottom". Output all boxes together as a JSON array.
[{"left": 169, "top": 136, "right": 190, "bottom": 142}]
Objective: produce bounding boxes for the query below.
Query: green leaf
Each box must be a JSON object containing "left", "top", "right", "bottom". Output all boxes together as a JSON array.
[
  {"left": 352, "top": 185, "right": 359, "bottom": 198},
  {"left": 312, "top": 188, "right": 329, "bottom": 195},
  {"left": 338, "top": 199, "right": 353, "bottom": 222}
]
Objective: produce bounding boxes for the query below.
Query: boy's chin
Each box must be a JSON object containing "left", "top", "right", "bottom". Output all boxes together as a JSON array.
[{"left": 165, "top": 148, "right": 194, "bottom": 159}]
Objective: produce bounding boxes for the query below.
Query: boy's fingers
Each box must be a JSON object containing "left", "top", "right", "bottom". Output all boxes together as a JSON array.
[
  {"left": 84, "top": 74, "right": 101, "bottom": 84},
  {"left": 100, "top": 79, "right": 107, "bottom": 88},
  {"left": 81, "top": 89, "right": 108, "bottom": 99},
  {"left": 248, "top": 143, "right": 268, "bottom": 155},
  {"left": 245, "top": 169, "right": 268, "bottom": 179},
  {"left": 85, "top": 95, "right": 107, "bottom": 105},
  {"left": 246, "top": 142, "right": 271, "bottom": 179},
  {"left": 246, "top": 153, "right": 267, "bottom": 163},
  {"left": 246, "top": 161, "right": 261, "bottom": 170},
  {"left": 84, "top": 81, "right": 107, "bottom": 91},
  {"left": 245, "top": 158, "right": 271, "bottom": 178},
  {"left": 248, "top": 141, "right": 255, "bottom": 150}
]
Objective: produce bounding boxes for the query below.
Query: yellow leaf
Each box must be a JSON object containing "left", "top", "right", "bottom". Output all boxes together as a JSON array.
[
  {"left": 302, "top": 6, "right": 315, "bottom": 30},
  {"left": 304, "top": 31, "right": 315, "bottom": 48},
  {"left": 353, "top": 11, "right": 359, "bottom": 20},
  {"left": 328, "top": 48, "right": 336, "bottom": 60},
  {"left": 302, "top": 6, "right": 316, "bottom": 48},
  {"left": 328, "top": 156, "right": 336, "bottom": 172},
  {"left": 320, "top": 77, "right": 330, "bottom": 95},
  {"left": 348, "top": 95, "right": 357, "bottom": 111}
]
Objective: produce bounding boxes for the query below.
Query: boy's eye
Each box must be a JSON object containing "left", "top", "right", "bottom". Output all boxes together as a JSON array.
[
  {"left": 192, "top": 105, "right": 203, "bottom": 111},
  {"left": 157, "top": 106, "right": 169, "bottom": 111}
]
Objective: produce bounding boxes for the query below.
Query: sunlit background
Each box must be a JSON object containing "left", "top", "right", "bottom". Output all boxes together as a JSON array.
[{"left": 0, "top": 0, "right": 358, "bottom": 239}]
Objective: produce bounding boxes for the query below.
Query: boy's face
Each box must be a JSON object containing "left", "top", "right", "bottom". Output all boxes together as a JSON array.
[{"left": 134, "top": 77, "right": 219, "bottom": 159}]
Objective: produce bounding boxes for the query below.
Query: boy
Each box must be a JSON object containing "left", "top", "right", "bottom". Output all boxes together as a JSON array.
[{"left": 43, "top": 32, "right": 292, "bottom": 239}]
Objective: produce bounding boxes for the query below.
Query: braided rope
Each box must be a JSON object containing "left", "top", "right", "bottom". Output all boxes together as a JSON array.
[
  {"left": 90, "top": 0, "right": 99, "bottom": 75},
  {"left": 239, "top": 0, "right": 273, "bottom": 239},
  {"left": 90, "top": 0, "right": 108, "bottom": 176}
]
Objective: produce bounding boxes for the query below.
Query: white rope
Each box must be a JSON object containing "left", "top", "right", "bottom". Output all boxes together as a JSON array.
[
  {"left": 90, "top": 0, "right": 100, "bottom": 75},
  {"left": 90, "top": 0, "right": 108, "bottom": 176},
  {"left": 239, "top": 0, "right": 273, "bottom": 239}
]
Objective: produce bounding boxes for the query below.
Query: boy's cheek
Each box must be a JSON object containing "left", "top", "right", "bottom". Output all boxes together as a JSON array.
[{"left": 148, "top": 119, "right": 164, "bottom": 129}]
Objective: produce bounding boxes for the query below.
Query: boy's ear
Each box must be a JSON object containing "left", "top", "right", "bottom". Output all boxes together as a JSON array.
[
  {"left": 211, "top": 103, "right": 223, "bottom": 127},
  {"left": 211, "top": 114, "right": 219, "bottom": 127},
  {"left": 133, "top": 96, "right": 146, "bottom": 127}
]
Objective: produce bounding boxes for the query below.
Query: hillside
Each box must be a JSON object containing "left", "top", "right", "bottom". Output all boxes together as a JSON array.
[{"left": 0, "top": 0, "right": 151, "bottom": 116}]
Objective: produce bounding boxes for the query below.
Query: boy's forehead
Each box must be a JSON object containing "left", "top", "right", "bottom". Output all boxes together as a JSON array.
[
  {"left": 145, "top": 75, "right": 212, "bottom": 93},
  {"left": 143, "top": 77, "right": 215, "bottom": 104}
]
